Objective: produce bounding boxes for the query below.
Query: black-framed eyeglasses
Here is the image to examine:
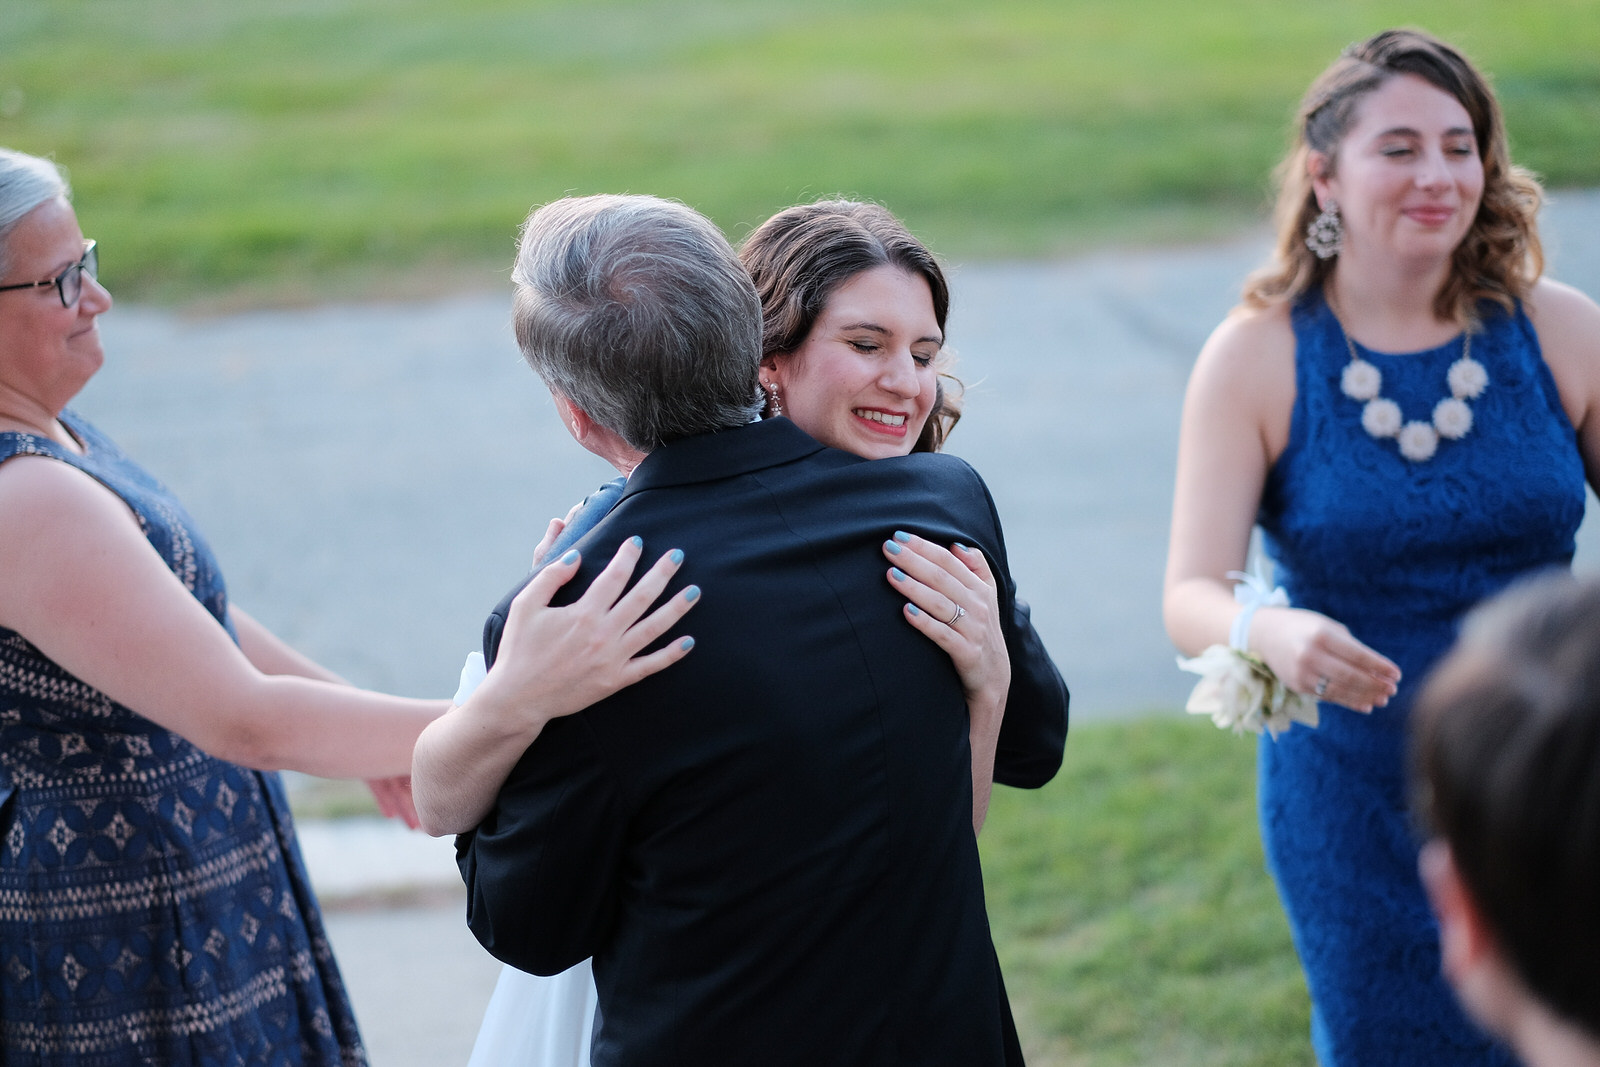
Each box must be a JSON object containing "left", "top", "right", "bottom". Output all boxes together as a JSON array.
[{"left": 0, "top": 240, "right": 98, "bottom": 308}]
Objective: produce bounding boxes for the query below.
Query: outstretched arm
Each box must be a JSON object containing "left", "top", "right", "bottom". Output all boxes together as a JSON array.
[
  {"left": 230, "top": 605, "right": 425, "bottom": 827},
  {"left": 0, "top": 458, "right": 446, "bottom": 778},
  {"left": 411, "top": 539, "right": 700, "bottom": 836},
  {"left": 883, "top": 532, "right": 1009, "bottom": 833}
]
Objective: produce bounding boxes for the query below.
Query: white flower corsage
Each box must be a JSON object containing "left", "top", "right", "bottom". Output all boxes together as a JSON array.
[
  {"left": 1175, "top": 569, "right": 1320, "bottom": 738},
  {"left": 1177, "top": 645, "right": 1320, "bottom": 737}
]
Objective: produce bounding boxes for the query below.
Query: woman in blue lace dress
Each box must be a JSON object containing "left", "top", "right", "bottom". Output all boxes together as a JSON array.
[
  {"left": 1163, "top": 30, "right": 1600, "bottom": 1065},
  {"left": 0, "top": 148, "right": 696, "bottom": 1065}
]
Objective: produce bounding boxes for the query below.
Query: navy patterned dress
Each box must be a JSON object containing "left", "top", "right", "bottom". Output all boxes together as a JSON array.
[
  {"left": 1257, "top": 290, "right": 1585, "bottom": 1064},
  {"left": 0, "top": 412, "right": 366, "bottom": 1066}
]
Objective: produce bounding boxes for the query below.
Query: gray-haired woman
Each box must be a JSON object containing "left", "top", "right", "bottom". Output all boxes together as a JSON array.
[{"left": 0, "top": 148, "right": 689, "bottom": 1066}]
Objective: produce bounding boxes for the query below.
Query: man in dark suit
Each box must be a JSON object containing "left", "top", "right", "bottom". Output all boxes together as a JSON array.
[{"left": 455, "top": 194, "right": 1065, "bottom": 1065}]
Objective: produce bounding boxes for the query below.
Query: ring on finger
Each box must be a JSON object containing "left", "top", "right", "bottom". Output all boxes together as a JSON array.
[
  {"left": 1314, "top": 675, "right": 1329, "bottom": 698},
  {"left": 946, "top": 604, "right": 967, "bottom": 627}
]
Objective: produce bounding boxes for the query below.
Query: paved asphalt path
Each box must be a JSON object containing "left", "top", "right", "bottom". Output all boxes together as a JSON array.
[{"left": 74, "top": 191, "right": 1600, "bottom": 1064}]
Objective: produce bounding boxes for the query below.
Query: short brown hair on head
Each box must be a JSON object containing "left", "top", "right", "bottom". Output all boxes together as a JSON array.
[
  {"left": 739, "top": 200, "right": 962, "bottom": 454},
  {"left": 1412, "top": 571, "right": 1600, "bottom": 1039},
  {"left": 512, "top": 194, "right": 764, "bottom": 451},
  {"left": 1244, "top": 28, "right": 1544, "bottom": 326}
]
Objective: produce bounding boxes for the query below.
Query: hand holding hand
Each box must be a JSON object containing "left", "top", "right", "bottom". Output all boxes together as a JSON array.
[
  {"left": 882, "top": 531, "right": 1011, "bottom": 713},
  {"left": 1250, "top": 605, "right": 1401, "bottom": 712},
  {"left": 366, "top": 776, "right": 420, "bottom": 830}
]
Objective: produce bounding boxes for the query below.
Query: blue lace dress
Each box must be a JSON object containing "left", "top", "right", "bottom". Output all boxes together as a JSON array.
[
  {"left": 1256, "top": 290, "right": 1585, "bottom": 1065},
  {"left": 0, "top": 412, "right": 366, "bottom": 1066}
]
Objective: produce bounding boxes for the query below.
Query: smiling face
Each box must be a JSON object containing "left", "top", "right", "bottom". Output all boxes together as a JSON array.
[
  {"left": 0, "top": 197, "right": 112, "bottom": 417},
  {"left": 1313, "top": 73, "right": 1485, "bottom": 269},
  {"left": 763, "top": 264, "right": 941, "bottom": 459}
]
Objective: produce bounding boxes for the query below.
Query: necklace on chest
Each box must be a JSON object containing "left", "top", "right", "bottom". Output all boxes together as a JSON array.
[{"left": 1329, "top": 309, "right": 1488, "bottom": 463}]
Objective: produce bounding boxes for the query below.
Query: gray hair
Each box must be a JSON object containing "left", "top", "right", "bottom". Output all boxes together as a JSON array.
[
  {"left": 512, "top": 194, "right": 763, "bottom": 451},
  {"left": 0, "top": 148, "right": 69, "bottom": 278}
]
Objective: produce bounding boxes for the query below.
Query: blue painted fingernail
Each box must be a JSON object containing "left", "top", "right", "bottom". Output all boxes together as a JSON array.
[
  {"left": 561, "top": 549, "right": 579, "bottom": 565},
  {"left": 630, "top": 536, "right": 643, "bottom": 549},
  {"left": 684, "top": 585, "right": 700, "bottom": 602},
  {"left": 907, "top": 603, "right": 921, "bottom": 616},
  {"left": 680, "top": 636, "right": 695, "bottom": 651},
  {"left": 893, "top": 530, "right": 911, "bottom": 543},
  {"left": 890, "top": 567, "right": 907, "bottom": 582},
  {"left": 669, "top": 549, "right": 684, "bottom": 565},
  {"left": 884, "top": 539, "right": 902, "bottom": 555},
  {"left": 953, "top": 542, "right": 969, "bottom": 553}
]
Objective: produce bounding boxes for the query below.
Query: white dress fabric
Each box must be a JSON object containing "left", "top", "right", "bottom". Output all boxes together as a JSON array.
[
  {"left": 467, "top": 959, "right": 598, "bottom": 1067},
  {"left": 454, "top": 652, "right": 601, "bottom": 1067}
]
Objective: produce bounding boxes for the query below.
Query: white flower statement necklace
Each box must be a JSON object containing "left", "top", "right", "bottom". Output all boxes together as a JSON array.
[{"left": 1333, "top": 311, "right": 1488, "bottom": 463}]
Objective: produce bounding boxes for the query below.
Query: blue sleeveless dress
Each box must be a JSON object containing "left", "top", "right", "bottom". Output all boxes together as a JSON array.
[
  {"left": 1256, "top": 290, "right": 1585, "bottom": 1064},
  {"left": 0, "top": 412, "right": 366, "bottom": 1066}
]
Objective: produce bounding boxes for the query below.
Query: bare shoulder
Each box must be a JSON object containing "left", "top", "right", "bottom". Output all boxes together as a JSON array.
[
  {"left": 0, "top": 456, "right": 143, "bottom": 576},
  {"left": 1194, "top": 301, "right": 1294, "bottom": 376},
  {"left": 1525, "top": 275, "right": 1600, "bottom": 312},
  {"left": 0, "top": 454, "right": 129, "bottom": 528},
  {"left": 1525, "top": 277, "right": 1600, "bottom": 349},
  {"left": 1524, "top": 279, "right": 1600, "bottom": 417},
  {"left": 1188, "top": 302, "right": 1297, "bottom": 413},
  {"left": 1177, "top": 301, "right": 1300, "bottom": 466}
]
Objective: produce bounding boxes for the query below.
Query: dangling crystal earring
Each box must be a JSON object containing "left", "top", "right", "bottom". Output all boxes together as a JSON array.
[
  {"left": 1305, "top": 201, "right": 1343, "bottom": 260},
  {"left": 762, "top": 379, "right": 783, "bottom": 416}
]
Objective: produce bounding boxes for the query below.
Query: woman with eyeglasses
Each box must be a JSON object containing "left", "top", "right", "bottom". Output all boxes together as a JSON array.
[{"left": 0, "top": 148, "right": 695, "bottom": 1066}]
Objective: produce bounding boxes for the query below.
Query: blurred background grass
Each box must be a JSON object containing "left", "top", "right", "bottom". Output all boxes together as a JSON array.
[
  {"left": 3, "top": 0, "right": 1597, "bottom": 305},
  {"left": 983, "top": 719, "right": 1312, "bottom": 1065}
]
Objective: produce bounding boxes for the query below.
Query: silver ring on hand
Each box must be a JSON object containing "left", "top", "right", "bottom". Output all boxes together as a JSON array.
[
  {"left": 946, "top": 604, "right": 967, "bottom": 627},
  {"left": 1314, "top": 675, "right": 1329, "bottom": 698}
]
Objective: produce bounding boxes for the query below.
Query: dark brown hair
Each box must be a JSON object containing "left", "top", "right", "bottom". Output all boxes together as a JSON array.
[
  {"left": 740, "top": 199, "right": 962, "bottom": 453},
  {"left": 1413, "top": 571, "right": 1600, "bottom": 1037},
  {"left": 1245, "top": 28, "right": 1543, "bottom": 325}
]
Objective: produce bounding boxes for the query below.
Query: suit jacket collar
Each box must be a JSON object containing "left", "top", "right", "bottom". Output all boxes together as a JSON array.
[{"left": 621, "top": 418, "right": 836, "bottom": 499}]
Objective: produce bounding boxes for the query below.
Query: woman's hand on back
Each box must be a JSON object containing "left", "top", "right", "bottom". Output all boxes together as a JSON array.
[
  {"left": 476, "top": 537, "right": 700, "bottom": 725},
  {"left": 882, "top": 532, "right": 1010, "bottom": 710},
  {"left": 411, "top": 538, "right": 700, "bottom": 836},
  {"left": 881, "top": 531, "right": 1009, "bottom": 834}
]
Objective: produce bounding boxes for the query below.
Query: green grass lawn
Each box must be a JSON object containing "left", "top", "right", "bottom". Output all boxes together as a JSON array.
[
  {"left": 984, "top": 716, "right": 1313, "bottom": 1066},
  {"left": 4, "top": 0, "right": 1598, "bottom": 304}
]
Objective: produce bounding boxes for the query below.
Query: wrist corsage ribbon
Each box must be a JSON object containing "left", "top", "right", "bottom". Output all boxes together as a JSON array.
[{"left": 1176, "top": 569, "right": 1319, "bottom": 738}]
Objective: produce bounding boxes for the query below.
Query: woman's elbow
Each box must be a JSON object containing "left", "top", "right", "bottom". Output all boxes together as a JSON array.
[
  {"left": 196, "top": 716, "right": 287, "bottom": 770},
  {"left": 1161, "top": 595, "right": 1182, "bottom": 648},
  {"left": 177, "top": 684, "right": 295, "bottom": 770},
  {"left": 413, "top": 792, "right": 475, "bottom": 838},
  {"left": 1162, "top": 581, "right": 1207, "bottom": 653}
]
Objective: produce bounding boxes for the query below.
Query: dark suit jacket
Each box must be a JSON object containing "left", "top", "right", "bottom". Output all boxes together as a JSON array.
[{"left": 458, "top": 418, "right": 1067, "bottom": 1066}]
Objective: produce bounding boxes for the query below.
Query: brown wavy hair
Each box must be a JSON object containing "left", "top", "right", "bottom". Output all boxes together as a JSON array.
[
  {"left": 1244, "top": 28, "right": 1544, "bottom": 325},
  {"left": 740, "top": 199, "right": 963, "bottom": 453}
]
